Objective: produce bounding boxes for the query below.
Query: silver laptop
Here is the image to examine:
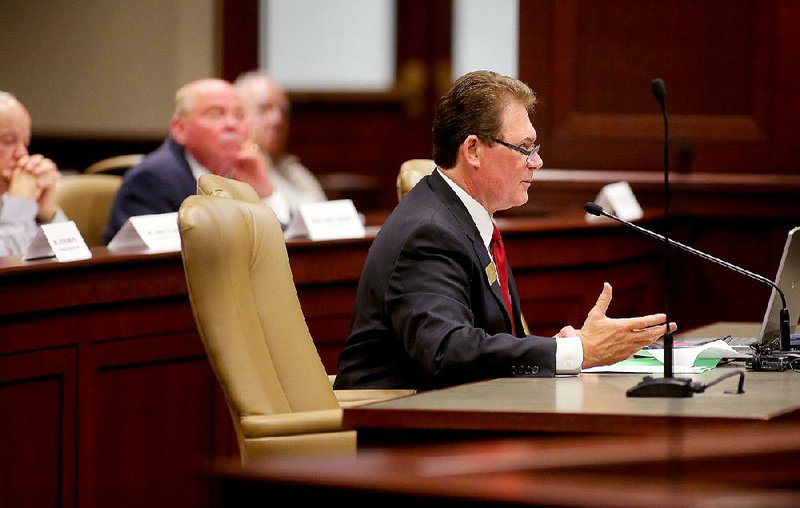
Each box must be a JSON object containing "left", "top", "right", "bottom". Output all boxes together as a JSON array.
[
  {"left": 675, "top": 226, "right": 800, "bottom": 353},
  {"left": 752, "top": 226, "right": 800, "bottom": 350}
]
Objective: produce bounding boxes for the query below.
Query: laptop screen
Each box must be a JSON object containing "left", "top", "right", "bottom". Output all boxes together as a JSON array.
[{"left": 758, "top": 226, "right": 800, "bottom": 348}]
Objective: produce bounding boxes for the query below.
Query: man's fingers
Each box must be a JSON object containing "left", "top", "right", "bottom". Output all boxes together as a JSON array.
[
  {"left": 589, "top": 282, "right": 613, "bottom": 316},
  {"left": 627, "top": 314, "right": 669, "bottom": 331},
  {"left": 555, "top": 325, "right": 578, "bottom": 338},
  {"left": 22, "top": 154, "right": 44, "bottom": 171}
]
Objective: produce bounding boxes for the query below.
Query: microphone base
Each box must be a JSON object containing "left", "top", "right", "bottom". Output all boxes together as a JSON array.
[{"left": 626, "top": 375, "right": 696, "bottom": 398}]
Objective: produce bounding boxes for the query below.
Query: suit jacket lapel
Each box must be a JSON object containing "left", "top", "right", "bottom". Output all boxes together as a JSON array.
[
  {"left": 427, "top": 171, "right": 517, "bottom": 334},
  {"left": 167, "top": 137, "right": 204, "bottom": 197}
]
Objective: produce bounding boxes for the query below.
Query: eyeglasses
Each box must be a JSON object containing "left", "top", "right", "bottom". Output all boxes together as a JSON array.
[{"left": 492, "top": 138, "right": 540, "bottom": 165}]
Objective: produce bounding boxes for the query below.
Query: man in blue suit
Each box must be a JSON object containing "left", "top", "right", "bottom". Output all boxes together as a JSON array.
[
  {"left": 104, "top": 78, "right": 273, "bottom": 243},
  {"left": 333, "top": 71, "right": 676, "bottom": 391}
]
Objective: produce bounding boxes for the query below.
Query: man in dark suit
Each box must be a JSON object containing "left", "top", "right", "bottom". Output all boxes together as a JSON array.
[
  {"left": 334, "top": 70, "right": 676, "bottom": 391},
  {"left": 103, "top": 78, "right": 273, "bottom": 243}
]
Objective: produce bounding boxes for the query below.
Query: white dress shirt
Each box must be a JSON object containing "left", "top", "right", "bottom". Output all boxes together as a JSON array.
[{"left": 437, "top": 168, "right": 583, "bottom": 374}]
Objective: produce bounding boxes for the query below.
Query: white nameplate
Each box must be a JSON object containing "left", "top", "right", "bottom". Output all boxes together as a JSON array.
[
  {"left": 283, "top": 199, "right": 366, "bottom": 241},
  {"left": 23, "top": 220, "right": 92, "bottom": 262},
  {"left": 585, "top": 181, "right": 643, "bottom": 223},
  {"left": 107, "top": 212, "right": 180, "bottom": 252}
]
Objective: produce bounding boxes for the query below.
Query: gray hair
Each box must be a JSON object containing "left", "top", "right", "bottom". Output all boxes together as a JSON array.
[{"left": 0, "top": 91, "right": 21, "bottom": 110}]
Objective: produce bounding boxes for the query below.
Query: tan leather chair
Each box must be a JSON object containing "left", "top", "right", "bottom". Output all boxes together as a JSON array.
[
  {"left": 54, "top": 174, "right": 122, "bottom": 246},
  {"left": 196, "top": 173, "right": 260, "bottom": 203},
  {"left": 194, "top": 174, "right": 406, "bottom": 400},
  {"left": 84, "top": 154, "right": 144, "bottom": 175},
  {"left": 178, "top": 195, "right": 412, "bottom": 462},
  {"left": 397, "top": 158, "right": 436, "bottom": 201}
]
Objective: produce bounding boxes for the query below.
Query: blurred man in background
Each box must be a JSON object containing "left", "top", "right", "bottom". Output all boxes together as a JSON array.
[
  {"left": 104, "top": 78, "right": 276, "bottom": 242},
  {"left": 0, "top": 91, "right": 65, "bottom": 256},
  {"left": 235, "top": 71, "right": 326, "bottom": 225}
]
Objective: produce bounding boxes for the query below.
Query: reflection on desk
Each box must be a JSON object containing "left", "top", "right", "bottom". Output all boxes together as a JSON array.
[{"left": 211, "top": 422, "right": 800, "bottom": 507}]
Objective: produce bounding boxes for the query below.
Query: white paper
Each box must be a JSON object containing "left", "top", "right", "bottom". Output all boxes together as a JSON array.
[
  {"left": 283, "top": 199, "right": 365, "bottom": 241},
  {"left": 585, "top": 181, "right": 643, "bottom": 223},
  {"left": 23, "top": 220, "right": 92, "bottom": 262},
  {"left": 581, "top": 339, "right": 746, "bottom": 374},
  {"left": 107, "top": 212, "right": 180, "bottom": 252},
  {"left": 582, "top": 364, "right": 713, "bottom": 374},
  {"left": 637, "top": 339, "right": 749, "bottom": 366}
]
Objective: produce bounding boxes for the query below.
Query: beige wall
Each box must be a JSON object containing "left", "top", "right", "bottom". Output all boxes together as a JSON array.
[{"left": 0, "top": 0, "right": 218, "bottom": 137}]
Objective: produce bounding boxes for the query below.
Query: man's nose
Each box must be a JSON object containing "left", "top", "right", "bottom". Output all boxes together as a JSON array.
[
  {"left": 13, "top": 142, "right": 28, "bottom": 159},
  {"left": 223, "top": 113, "right": 244, "bottom": 129}
]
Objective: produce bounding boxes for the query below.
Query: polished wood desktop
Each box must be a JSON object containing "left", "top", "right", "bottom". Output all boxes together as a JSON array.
[
  {"left": 675, "top": 321, "right": 762, "bottom": 341},
  {"left": 343, "top": 365, "right": 800, "bottom": 445},
  {"left": 214, "top": 329, "right": 800, "bottom": 506}
]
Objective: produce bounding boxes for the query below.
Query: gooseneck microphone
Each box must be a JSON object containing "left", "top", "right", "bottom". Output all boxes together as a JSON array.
[
  {"left": 651, "top": 78, "right": 666, "bottom": 108},
  {"left": 651, "top": 78, "right": 673, "bottom": 380},
  {"left": 584, "top": 202, "right": 792, "bottom": 354}
]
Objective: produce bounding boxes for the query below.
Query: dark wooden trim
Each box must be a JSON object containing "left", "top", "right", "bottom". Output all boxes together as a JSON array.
[{"left": 221, "top": 0, "right": 259, "bottom": 81}]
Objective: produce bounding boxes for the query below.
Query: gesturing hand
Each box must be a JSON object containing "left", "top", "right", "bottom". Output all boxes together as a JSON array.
[{"left": 578, "top": 282, "right": 676, "bottom": 369}]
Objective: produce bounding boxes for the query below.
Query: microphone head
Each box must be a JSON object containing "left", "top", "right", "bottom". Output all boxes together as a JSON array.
[
  {"left": 584, "top": 202, "right": 604, "bottom": 216},
  {"left": 651, "top": 78, "right": 666, "bottom": 102}
]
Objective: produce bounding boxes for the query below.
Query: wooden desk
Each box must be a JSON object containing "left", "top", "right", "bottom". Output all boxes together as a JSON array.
[
  {"left": 675, "top": 321, "right": 762, "bottom": 342},
  {"left": 0, "top": 214, "right": 667, "bottom": 508},
  {"left": 344, "top": 366, "right": 800, "bottom": 445}
]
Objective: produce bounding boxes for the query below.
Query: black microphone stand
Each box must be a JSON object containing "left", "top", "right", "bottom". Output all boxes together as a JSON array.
[
  {"left": 627, "top": 78, "right": 696, "bottom": 397},
  {"left": 584, "top": 202, "right": 790, "bottom": 358}
]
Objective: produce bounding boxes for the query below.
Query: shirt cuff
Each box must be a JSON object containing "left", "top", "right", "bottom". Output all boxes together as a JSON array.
[{"left": 555, "top": 335, "right": 583, "bottom": 374}]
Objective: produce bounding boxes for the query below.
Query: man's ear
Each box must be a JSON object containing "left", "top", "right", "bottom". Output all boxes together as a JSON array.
[
  {"left": 462, "top": 135, "right": 480, "bottom": 167},
  {"left": 170, "top": 116, "right": 186, "bottom": 144}
]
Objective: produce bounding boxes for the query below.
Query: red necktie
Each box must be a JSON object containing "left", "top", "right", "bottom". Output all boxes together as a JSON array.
[{"left": 491, "top": 224, "right": 516, "bottom": 335}]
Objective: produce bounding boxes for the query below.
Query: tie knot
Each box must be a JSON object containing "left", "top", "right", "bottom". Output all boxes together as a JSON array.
[{"left": 492, "top": 224, "right": 502, "bottom": 243}]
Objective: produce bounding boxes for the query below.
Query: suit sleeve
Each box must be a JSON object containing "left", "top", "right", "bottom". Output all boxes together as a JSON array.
[{"left": 0, "top": 194, "right": 39, "bottom": 257}]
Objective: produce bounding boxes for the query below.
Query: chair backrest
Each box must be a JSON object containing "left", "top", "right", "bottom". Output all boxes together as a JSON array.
[
  {"left": 397, "top": 158, "right": 436, "bottom": 201},
  {"left": 54, "top": 174, "right": 123, "bottom": 246},
  {"left": 196, "top": 173, "right": 260, "bottom": 203},
  {"left": 84, "top": 154, "right": 144, "bottom": 175},
  {"left": 178, "top": 195, "right": 355, "bottom": 461}
]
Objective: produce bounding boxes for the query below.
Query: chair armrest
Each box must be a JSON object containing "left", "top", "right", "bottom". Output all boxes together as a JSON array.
[
  {"left": 334, "top": 389, "right": 416, "bottom": 408},
  {"left": 240, "top": 409, "right": 345, "bottom": 438}
]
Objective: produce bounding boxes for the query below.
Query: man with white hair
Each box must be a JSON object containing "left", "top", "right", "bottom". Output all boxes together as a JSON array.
[
  {"left": 0, "top": 91, "right": 66, "bottom": 256},
  {"left": 104, "top": 78, "right": 274, "bottom": 243},
  {"left": 235, "top": 71, "right": 326, "bottom": 225}
]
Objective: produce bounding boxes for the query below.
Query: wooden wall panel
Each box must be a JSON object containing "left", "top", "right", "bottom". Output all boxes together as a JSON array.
[
  {"left": 28, "top": 1, "right": 800, "bottom": 213},
  {"left": 520, "top": 0, "right": 794, "bottom": 174},
  {"left": 92, "top": 346, "right": 215, "bottom": 508},
  {"left": 0, "top": 349, "right": 76, "bottom": 508}
]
